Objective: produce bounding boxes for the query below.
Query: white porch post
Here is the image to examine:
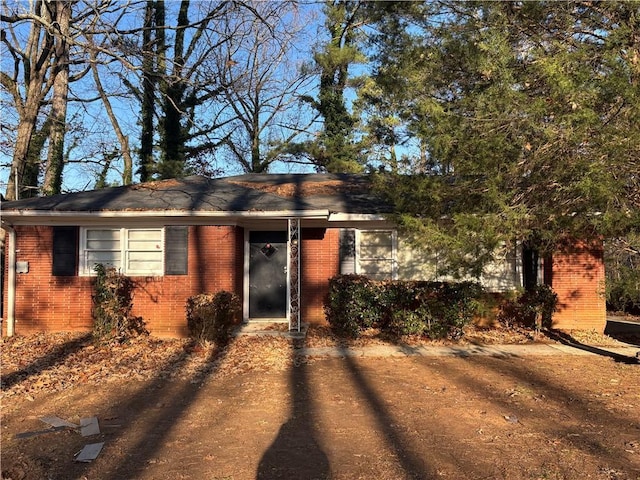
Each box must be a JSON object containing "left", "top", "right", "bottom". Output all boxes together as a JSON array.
[{"left": 287, "top": 218, "right": 301, "bottom": 332}]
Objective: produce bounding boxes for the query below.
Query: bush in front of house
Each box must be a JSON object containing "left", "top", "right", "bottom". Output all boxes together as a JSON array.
[
  {"left": 497, "top": 284, "right": 558, "bottom": 331},
  {"left": 92, "top": 264, "right": 148, "bottom": 342},
  {"left": 323, "top": 274, "right": 384, "bottom": 337},
  {"left": 186, "top": 291, "right": 242, "bottom": 344},
  {"left": 417, "top": 281, "right": 484, "bottom": 339},
  {"left": 387, "top": 308, "right": 431, "bottom": 336},
  {"left": 324, "top": 275, "right": 483, "bottom": 339}
]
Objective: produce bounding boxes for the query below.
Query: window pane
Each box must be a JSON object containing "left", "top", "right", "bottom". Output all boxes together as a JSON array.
[
  {"left": 127, "top": 229, "right": 162, "bottom": 250},
  {"left": 359, "top": 231, "right": 393, "bottom": 280},
  {"left": 360, "top": 231, "right": 393, "bottom": 247},
  {"left": 87, "top": 229, "right": 120, "bottom": 241},
  {"left": 87, "top": 251, "right": 121, "bottom": 269},
  {"left": 86, "top": 229, "right": 120, "bottom": 250},
  {"left": 81, "top": 227, "right": 164, "bottom": 276},
  {"left": 127, "top": 251, "right": 163, "bottom": 272}
]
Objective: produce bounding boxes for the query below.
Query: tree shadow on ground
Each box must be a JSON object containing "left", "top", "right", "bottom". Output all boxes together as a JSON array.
[
  {"left": 337, "top": 347, "right": 437, "bottom": 479},
  {"left": 257, "top": 341, "right": 438, "bottom": 479},
  {"left": 76, "top": 336, "right": 236, "bottom": 480},
  {"left": 544, "top": 329, "right": 639, "bottom": 364},
  {"left": 416, "top": 354, "right": 639, "bottom": 477},
  {"left": 256, "top": 338, "right": 330, "bottom": 479},
  {"left": 1, "top": 332, "right": 92, "bottom": 390}
]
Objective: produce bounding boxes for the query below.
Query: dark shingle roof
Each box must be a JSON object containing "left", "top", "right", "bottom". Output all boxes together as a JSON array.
[{"left": 0, "top": 174, "right": 391, "bottom": 216}]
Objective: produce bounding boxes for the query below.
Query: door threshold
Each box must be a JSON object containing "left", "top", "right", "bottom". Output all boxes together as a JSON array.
[
  {"left": 246, "top": 318, "right": 288, "bottom": 323},
  {"left": 234, "top": 322, "right": 307, "bottom": 338}
]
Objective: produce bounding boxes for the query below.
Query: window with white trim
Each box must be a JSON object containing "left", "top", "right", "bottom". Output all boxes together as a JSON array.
[
  {"left": 356, "top": 230, "right": 397, "bottom": 280},
  {"left": 80, "top": 227, "right": 164, "bottom": 275}
]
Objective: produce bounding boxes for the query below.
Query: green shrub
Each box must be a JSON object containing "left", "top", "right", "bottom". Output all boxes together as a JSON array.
[
  {"left": 473, "top": 292, "right": 504, "bottom": 326},
  {"left": 92, "top": 264, "right": 148, "bottom": 342},
  {"left": 186, "top": 291, "right": 242, "bottom": 344},
  {"left": 376, "top": 281, "right": 423, "bottom": 328},
  {"left": 607, "top": 275, "right": 640, "bottom": 314},
  {"left": 324, "top": 275, "right": 482, "bottom": 339},
  {"left": 414, "top": 282, "right": 483, "bottom": 339},
  {"left": 387, "top": 309, "right": 427, "bottom": 337},
  {"left": 324, "top": 275, "right": 383, "bottom": 337},
  {"left": 498, "top": 285, "right": 558, "bottom": 331},
  {"left": 606, "top": 263, "right": 640, "bottom": 314}
]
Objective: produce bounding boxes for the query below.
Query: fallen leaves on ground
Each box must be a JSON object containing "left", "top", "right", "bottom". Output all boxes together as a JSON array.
[
  {"left": 0, "top": 332, "right": 296, "bottom": 400},
  {"left": 303, "top": 322, "right": 636, "bottom": 349},
  {"left": 568, "top": 328, "right": 640, "bottom": 346},
  {"left": 210, "top": 335, "right": 297, "bottom": 379},
  {"left": 1, "top": 324, "right": 633, "bottom": 401},
  {"left": 305, "top": 323, "right": 539, "bottom": 348}
]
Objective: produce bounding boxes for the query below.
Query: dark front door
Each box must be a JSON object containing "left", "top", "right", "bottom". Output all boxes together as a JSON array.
[{"left": 249, "top": 231, "right": 287, "bottom": 318}]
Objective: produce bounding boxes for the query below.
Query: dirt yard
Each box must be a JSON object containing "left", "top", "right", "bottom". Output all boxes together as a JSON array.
[{"left": 1, "top": 327, "right": 639, "bottom": 480}]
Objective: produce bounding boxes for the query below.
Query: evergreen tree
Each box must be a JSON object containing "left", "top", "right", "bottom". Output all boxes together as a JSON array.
[
  {"left": 369, "top": 1, "right": 640, "bottom": 276},
  {"left": 295, "top": 0, "right": 369, "bottom": 173}
]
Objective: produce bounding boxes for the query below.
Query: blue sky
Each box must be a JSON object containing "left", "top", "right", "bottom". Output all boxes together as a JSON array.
[{"left": 0, "top": 0, "right": 334, "bottom": 195}]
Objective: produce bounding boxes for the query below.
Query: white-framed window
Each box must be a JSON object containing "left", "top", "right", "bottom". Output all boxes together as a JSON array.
[
  {"left": 80, "top": 227, "right": 164, "bottom": 276},
  {"left": 356, "top": 229, "right": 397, "bottom": 280}
]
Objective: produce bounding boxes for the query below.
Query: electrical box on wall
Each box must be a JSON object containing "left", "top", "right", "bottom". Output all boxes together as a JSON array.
[{"left": 16, "top": 261, "right": 29, "bottom": 273}]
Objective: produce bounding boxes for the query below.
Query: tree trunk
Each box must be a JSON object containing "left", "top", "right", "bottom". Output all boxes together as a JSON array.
[
  {"left": 90, "top": 48, "right": 134, "bottom": 186},
  {"left": 5, "top": 0, "right": 57, "bottom": 199},
  {"left": 7, "top": 118, "right": 36, "bottom": 200},
  {"left": 158, "top": 0, "right": 188, "bottom": 179},
  {"left": 139, "top": 0, "right": 157, "bottom": 182},
  {"left": 6, "top": 15, "right": 46, "bottom": 198},
  {"left": 42, "top": 1, "right": 71, "bottom": 196}
]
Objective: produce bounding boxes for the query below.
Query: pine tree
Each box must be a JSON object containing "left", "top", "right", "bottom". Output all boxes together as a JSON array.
[
  {"left": 369, "top": 1, "right": 640, "bottom": 275},
  {"left": 295, "top": 0, "right": 368, "bottom": 172}
]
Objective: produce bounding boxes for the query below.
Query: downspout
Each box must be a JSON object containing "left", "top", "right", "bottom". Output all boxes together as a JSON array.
[{"left": 2, "top": 222, "right": 16, "bottom": 337}]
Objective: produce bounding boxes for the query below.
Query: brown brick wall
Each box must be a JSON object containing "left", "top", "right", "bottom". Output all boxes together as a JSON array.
[
  {"left": 3, "top": 225, "right": 607, "bottom": 337},
  {"left": 300, "top": 228, "right": 340, "bottom": 324},
  {"left": 3, "top": 226, "right": 94, "bottom": 335},
  {"left": 130, "top": 225, "right": 244, "bottom": 337},
  {"left": 547, "top": 240, "right": 606, "bottom": 332},
  {"left": 3, "top": 225, "right": 244, "bottom": 338}
]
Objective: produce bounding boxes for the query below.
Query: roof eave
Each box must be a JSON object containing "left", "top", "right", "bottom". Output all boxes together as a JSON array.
[{"left": 1, "top": 209, "right": 333, "bottom": 226}]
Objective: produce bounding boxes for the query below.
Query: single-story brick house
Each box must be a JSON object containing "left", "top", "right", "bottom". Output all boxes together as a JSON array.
[{"left": 1, "top": 173, "right": 606, "bottom": 337}]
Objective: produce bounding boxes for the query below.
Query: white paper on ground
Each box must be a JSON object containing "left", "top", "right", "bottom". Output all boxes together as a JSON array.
[
  {"left": 75, "top": 442, "right": 105, "bottom": 462},
  {"left": 80, "top": 417, "right": 100, "bottom": 437},
  {"left": 40, "top": 416, "right": 78, "bottom": 428}
]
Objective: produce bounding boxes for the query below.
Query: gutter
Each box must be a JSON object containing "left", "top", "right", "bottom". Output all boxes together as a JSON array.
[
  {"left": 2, "top": 210, "right": 397, "bottom": 225},
  {"left": 0, "top": 209, "right": 332, "bottom": 220},
  {"left": 1, "top": 221, "right": 16, "bottom": 337}
]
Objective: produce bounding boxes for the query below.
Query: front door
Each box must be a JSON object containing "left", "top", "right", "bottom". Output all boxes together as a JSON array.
[{"left": 249, "top": 231, "right": 287, "bottom": 319}]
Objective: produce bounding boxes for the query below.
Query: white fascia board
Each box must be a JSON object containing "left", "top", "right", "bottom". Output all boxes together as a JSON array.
[
  {"left": 328, "top": 212, "right": 390, "bottom": 222},
  {"left": 1, "top": 209, "right": 331, "bottom": 225}
]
